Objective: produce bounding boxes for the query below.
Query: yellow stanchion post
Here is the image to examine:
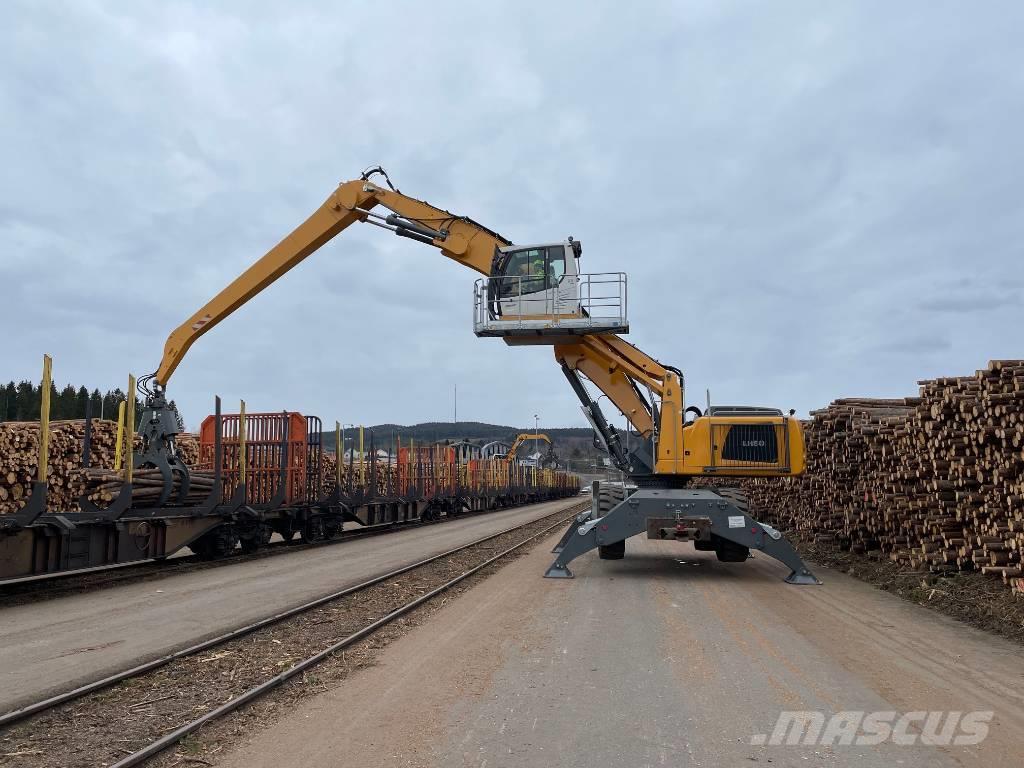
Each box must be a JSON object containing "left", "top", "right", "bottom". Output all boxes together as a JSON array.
[
  {"left": 359, "top": 425, "right": 365, "bottom": 487},
  {"left": 335, "top": 421, "right": 342, "bottom": 492},
  {"left": 239, "top": 400, "right": 247, "bottom": 487},
  {"left": 124, "top": 374, "right": 136, "bottom": 483},
  {"left": 114, "top": 401, "right": 126, "bottom": 470},
  {"left": 37, "top": 354, "right": 52, "bottom": 485}
]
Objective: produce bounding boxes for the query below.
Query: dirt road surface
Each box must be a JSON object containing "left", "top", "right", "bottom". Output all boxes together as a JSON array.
[
  {"left": 0, "top": 498, "right": 582, "bottom": 713},
  {"left": 215, "top": 534, "right": 1024, "bottom": 768}
]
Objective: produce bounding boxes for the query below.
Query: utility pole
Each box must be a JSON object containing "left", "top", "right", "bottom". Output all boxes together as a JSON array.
[{"left": 454, "top": 383, "right": 457, "bottom": 426}]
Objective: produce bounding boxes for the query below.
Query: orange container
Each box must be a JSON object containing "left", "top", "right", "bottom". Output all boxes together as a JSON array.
[{"left": 199, "top": 412, "right": 311, "bottom": 506}]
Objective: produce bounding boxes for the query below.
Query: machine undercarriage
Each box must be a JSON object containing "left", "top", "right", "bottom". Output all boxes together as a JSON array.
[{"left": 547, "top": 483, "right": 819, "bottom": 584}]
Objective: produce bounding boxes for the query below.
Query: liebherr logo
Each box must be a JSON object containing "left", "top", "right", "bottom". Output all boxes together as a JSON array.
[{"left": 751, "top": 711, "right": 993, "bottom": 747}]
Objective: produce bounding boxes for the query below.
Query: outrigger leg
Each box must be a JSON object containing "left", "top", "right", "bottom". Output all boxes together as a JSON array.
[{"left": 544, "top": 488, "right": 820, "bottom": 585}]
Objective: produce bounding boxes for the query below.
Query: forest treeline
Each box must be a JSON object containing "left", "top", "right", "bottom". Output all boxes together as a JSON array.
[{"left": 0, "top": 380, "right": 182, "bottom": 429}]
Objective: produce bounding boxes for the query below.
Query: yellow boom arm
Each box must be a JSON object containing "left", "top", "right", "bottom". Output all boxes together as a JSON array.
[
  {"left": 153, "top": 171, "right": 511, "bottom": 388},
  {"left": 151, "top": 168, "right": 803, "bottom": 479},
  {"left": 505, "top": 433, "right": 551, "bottom": 463}
]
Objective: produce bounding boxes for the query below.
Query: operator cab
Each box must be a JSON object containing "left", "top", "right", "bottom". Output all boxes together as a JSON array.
[{"left": 473, "top": 238, "right": 628, "bottom": 342}]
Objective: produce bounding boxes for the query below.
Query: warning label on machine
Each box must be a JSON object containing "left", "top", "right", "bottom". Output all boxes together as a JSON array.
[{"left": 728, "top": 515, "right": 745, "bottom": 528}]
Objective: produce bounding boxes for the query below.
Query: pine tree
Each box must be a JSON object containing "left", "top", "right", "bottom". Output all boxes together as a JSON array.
[
  {"left": 102, "top": 390, "right": 121, "bottom": 423},
  {"left": 75, "top": 386, "right": 89, "bottom": 418},
  {"left": 56, "top": 384, "right": 75, "bottom": 419},
  {"left": 89, "top": 389, "right": 103, "bottom": 419},
  {"left": 15, "top": 380, "right": 35, "bottom": 420},
  {"left": 1, "top": 382, "right": 16, "bottom": 421},
  {"left": 168, "top": 400, "right": 186, "bottom": 432}
]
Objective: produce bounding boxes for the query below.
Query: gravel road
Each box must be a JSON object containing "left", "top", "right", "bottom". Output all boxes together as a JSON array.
[
  {"left": 212, "top": 533, "right": 1024, "bottom": 768},
  {"left": 0, "top": 498, "right": 583, "bottom": 713}
]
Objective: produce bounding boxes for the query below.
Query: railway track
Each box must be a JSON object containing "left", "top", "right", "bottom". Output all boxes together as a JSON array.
[
  {"left": 0, "top": 499, "right": 567, "bottom": 605},
  {"left": 0, "top": 500, "right": 587, "bottom": 768}
]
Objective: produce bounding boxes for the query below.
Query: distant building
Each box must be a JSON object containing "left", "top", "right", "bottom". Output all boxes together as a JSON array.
[
  {"left": 481, "top": 440, "right": 511, "bottom": 459},
  {"left": 449, "top": 440, "right": 483, "bottom": 463},
  {"left": 340, "top": 448, "right": 394, "bottom": 463}
]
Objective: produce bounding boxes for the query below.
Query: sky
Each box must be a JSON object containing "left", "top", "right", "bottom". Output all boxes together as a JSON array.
[{"left": 2, "top": 0, "right": 1022, "bottom": 431}]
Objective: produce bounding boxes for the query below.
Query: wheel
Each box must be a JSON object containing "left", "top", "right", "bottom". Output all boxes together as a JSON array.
[
  {"left": 712, "top": 534, "right": 750, "bottom": 562},
  {"left": 598, "top": 539, "right": 626, "bottom": 560},
  {"left": 190, "top": 526, "right": 239, "bottom": 560},
  {"left": 419, "top": 506, "right": 436, "bottom": 523},
  {"left": 303, "top": 516, "right": 326, "bottom": 542},
  {"left": 710, "top": 488, "right": 751, "bottom": 561},
  {"left": 595, "top": 483, "right": 628, "bottom": 560},
  {"left": 239, "top": 523, "right": 271, "bottom": 554},
  {"left": 323, "top": 518, "right": 343, "bottom": 539},
  {"left": 596, "top": 483, "right": 626, "bottom": 515}
]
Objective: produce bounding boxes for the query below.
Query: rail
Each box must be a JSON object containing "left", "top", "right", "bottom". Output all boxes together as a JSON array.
[{"left": 0, "top": 499, "right": 589, "bottom": 733}]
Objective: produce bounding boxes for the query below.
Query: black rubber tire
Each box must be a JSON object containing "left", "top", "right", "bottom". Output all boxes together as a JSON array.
[
  {"left": 709, "top": 488, "right": 751, "bottom": 561},
  {"left": 598, "top": 539, "right": 626, "bottom": 560},
  {"left": 712, "top": 534, "right": 750, "bottom": 562},
  {"left": 596, "top": 483, "right": 626, "bottom": 515},
  {"left": 594, "top": 482, "right": 628, "bottom": 560}
]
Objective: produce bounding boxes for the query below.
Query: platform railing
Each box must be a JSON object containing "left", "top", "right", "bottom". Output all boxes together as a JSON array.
[{"left": 473, "top": 272, "right": 628, "bottom": 336}]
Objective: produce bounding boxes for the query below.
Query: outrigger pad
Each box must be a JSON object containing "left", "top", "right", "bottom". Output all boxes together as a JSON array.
[
  {"left": 785, "top": 570, "right": 821, "bottom": 585},
  {"left": 544, "top": 563, "right": 574, "bottom": 578},
  {"left": 543, "top": 487, "right": 821, "bottom": 585}
]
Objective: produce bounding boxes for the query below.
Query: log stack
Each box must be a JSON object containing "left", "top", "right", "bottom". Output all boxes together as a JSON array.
[
  {"left": 0, "top": 419, "right": 123, "bottom": 514},
  {"left": 319, "top": 450, "right": 397, "bottom": 498},
  {"left": 176, "top": 433, "right": 200, "bottom": 467},
  {"left": 0, "top": 420, "right": 206, "bottom": 513},
  {"left": 730, "top": 360, "right": 1024, "bottom": 595},
  {"left": 81, "top": 466, "right": 215, "bottom": 507}
]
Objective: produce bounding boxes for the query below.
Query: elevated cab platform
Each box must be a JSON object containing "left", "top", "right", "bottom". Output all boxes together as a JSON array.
[{"left": 473, "top": 272, "right": 628, "bottom": 342}]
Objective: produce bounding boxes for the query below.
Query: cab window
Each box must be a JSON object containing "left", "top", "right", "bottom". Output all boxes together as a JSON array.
[
  {"left": 547, "top": 246, "right": 565, "bottom": 284},
  {"left": 500, "top": 248, "right": 547, "bottom": 296},
  {"left": 498, "top": 246, "right": 566, "bottom": 297}
]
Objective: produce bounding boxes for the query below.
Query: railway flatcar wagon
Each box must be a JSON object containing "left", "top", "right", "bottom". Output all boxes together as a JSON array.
[{"left": 0, "top": 395, "right": 580, "bottom": 581}]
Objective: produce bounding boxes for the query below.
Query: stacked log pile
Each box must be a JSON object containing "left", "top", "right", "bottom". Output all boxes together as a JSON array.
[
  {"left": 736, "top": 360, "right": 1024, "bottom": 595},
  {"left": 0, "top": 419, "right": 123, "bottom": 514},
  {"left": 0, "top": 420, "right": 202, "bottom": 512},
  {"left": 319, "top": 451, "right": 397, "bottom": 498},
  {"left": 81, "top": 466, "right": 215, "bottom": 506},
  {"left": 176, "top": 433, "right": 200, "bottom": 467}
]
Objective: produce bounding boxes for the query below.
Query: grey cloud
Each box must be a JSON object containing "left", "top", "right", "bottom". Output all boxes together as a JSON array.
[
  {"left": 917, "top": 278, "right": 1020, "bottom": 314},
  {"left": 2, "top": 0, "right": 1023, "bottom": 428}
]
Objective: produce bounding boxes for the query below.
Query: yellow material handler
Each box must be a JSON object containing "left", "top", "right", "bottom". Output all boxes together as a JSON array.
[{"left": 139, "top": 166, "right": 819, "bottom": 584}]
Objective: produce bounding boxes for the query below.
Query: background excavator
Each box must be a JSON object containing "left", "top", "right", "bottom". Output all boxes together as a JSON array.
[
  {"left": 503, "top": 433, "right": 560, "bottom": 469},
  {"left": 138, "top": 166, "right": 819, "bottom": 584}
]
